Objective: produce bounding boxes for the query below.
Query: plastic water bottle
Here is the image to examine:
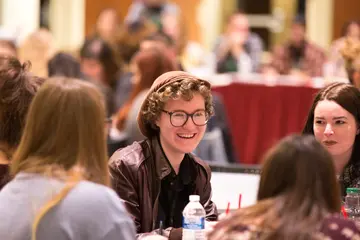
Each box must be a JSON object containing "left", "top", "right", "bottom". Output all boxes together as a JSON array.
[
  {"left": 345, "top": 188, "right": 360, "bottom": 222},
  {"left": 182, "top": 195, "right": 206, "bottom": 240}
]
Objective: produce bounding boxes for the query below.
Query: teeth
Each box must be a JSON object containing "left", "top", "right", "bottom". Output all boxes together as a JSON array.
[{"left": 178, "top": 134, "right": 195, "bottom": 139}]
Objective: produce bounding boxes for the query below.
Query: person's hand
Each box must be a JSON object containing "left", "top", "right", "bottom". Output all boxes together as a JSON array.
[{"left": 141, "top": 235, "right": 168, "bottom": 240}]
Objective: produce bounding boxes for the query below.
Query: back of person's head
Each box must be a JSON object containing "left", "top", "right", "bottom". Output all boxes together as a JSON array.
[
  {"left": 0, "top": 56, "right": 45, "bottom": 152},
  {"left": 11, "top": 77, "right": 108, "bottom": 186},
  {"left": 48, "top": 52, "right": 81, "bottom": 78},
  {"left": 259, "top": 135, "right": 340, "bottom": 209},
  {"left": 115, "top": 48, "right": 176, "bottom": 130},
  {"left": 211, "top": 135, "right": 341, "bottom": 240},
  {"left": 256, "top": 135, "right": 339, "bottom": 239}
]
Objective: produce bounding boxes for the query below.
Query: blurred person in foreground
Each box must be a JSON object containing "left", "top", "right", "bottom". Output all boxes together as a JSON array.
[
  {"left": 0, "top": 78, "right": 136, "bottom": 240},
  {"left": 208, "top": 135, "right": 360, "bottom": 240},
  {"left": 109, "top": 71, "right": 218, "bottom": 239},
  {"left": 0, "top": 56, "right": 44, "bottom": 190}
]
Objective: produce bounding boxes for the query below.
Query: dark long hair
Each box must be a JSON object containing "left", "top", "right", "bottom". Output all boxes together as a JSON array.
[
  {"left": 80, "top": 37, "right": 120, "bottom": 87},
  {"left": 115, "top": 48, "right": 176, "bottom": 130},
  {"left": 208, "top": 135, "right": 341, "bottom": 240},
  {"left": 303, "top": 82, "right": 360, "bottom": 195}
]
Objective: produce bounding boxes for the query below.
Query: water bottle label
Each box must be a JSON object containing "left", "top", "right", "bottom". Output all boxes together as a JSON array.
[
  {"left": 182, "top": 217, "right": 205, "bottom": 240},
  {"left": 183, "top": 216, "right": 205, "bottom": 229}
]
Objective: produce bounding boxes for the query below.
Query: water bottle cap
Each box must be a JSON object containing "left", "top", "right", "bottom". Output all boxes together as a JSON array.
[
  {"left": 189, "top": 195, "right": 200, "bottom": 202},
  {"left": 346, "top": 188, "right": 360, "bottom": 194}
]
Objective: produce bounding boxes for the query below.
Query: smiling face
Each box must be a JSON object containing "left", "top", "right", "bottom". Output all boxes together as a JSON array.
[
  {"left": 313, "top": 100, "right": 358, "bottom": 158},
  {"left": 156, "top": 93, "right": 206, "bottom": 157}
]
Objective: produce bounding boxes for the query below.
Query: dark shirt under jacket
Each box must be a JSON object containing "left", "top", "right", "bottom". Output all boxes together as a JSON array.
[{"left": 156, "top": 144, "right": 197, "bottom": 229}]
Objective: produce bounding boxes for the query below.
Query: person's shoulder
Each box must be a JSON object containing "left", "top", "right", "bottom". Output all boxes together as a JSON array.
[
  {"left": 109, "top": 140, "right": 149, "bottom": 170},
  {"left": 63, "top": 181, "right": 129, "bottom": 215},
  {"left": 189, "top": 154, "right": 212, "bottom": 178}
]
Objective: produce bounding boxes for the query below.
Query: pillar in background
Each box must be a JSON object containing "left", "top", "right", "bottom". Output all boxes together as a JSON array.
[
  {"left": 0, "top": 0, "right": 40, "bottom": 43},
  {"left": 271, "top": 0, "right": 297, "bottom": 47},
  {"left": 49, "top": 0, "right": 85, "bottom": 52},
  {"left": 306, "top": 0, "right": 333, "bottom": 49}
]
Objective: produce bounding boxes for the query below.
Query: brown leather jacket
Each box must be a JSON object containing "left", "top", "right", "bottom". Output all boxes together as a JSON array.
[{"left": 109, "top": 137, "right": 218, "bottom": 239}]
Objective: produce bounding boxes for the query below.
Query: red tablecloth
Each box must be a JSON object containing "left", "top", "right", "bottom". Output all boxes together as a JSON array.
[{"left": 213, "top": 83, "right": 319, "bottom": 164}]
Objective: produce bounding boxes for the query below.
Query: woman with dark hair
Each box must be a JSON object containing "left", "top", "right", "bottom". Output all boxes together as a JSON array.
[
  {"left": 112, "top": 48, "right": 176, "bottom": 144},
  {"left": 208, "top": 135, "right": 360, "bottom": 240},
  {"left": 80, "top": 37, "right": 120, "bottom": 89},
  {"left": 0, "top": 56, "right": 44, "bottom": 189},
  {"left": 303, "top": 82, "right": 360, "bottom": 196},
  {"left": 80, "top": 37, "right": 121, "bottom": 115}
]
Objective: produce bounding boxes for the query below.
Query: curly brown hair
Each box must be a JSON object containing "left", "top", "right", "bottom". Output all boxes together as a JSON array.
[
  {"left": 0, "top": 56, "right": 45, "bottom": 149},
  {"left": 142, "top": 78, "right": 214, "bottom": 132}
]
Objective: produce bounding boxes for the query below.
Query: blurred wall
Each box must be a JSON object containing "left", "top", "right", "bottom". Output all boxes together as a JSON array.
[
  {"left": 333, "top": 0, "right": 360, "bottom": 40},
  {"left": 0, "top": 0, "right": 40, "bottom": 43}
]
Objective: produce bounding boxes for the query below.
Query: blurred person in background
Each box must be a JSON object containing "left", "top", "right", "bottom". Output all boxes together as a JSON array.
[
  {"left": 109, "top": 71, "right": 218, "bottom": 239},
  {"left": 0, "top": 56, "right": 44, "bottom": 190},
  {"left": 48, "top": 52, "right": 82, "bottom": 78},
  {"left": 348, "top": 55, "right": 360, "bottom": 89},
  {"left": 80, "top": 36, "right": 121, "bottom": 115},
  {"left": 0, "top": 40, "right": 17, "bottom": 57},
  {"left": 303, "top": 83, "right": 360, "bottom": 197},
  {"left": 112, "top": 47, "right": 176, "bottom": 144},
  {"left": 114, "top": 21, "right": 156, "bottom": 111},
  {"left": 140, "top": 32, "right": 177, "bottom": 63},
  {"left": 95, "top": 8, "right": 122, "bottom": 45},
  {"left": 208, "top": 135, "right": 359, "bottom": 240},
  {"left": 270, "top": 15, "right": 326, "bottom": 77},
  {"left": 0, "top": 78, "right": 136, "bottom": 240},
  {"left": 214, "top": 11, "right": 264, "bottom": 73},
  {"left": 125, "top": 0, "right": 180, "bottom": 31},
  {"left": 327, "top": 21, "right": 360, "bottom": 79},
  {"left": 18, "top": 28, "right": 55, "bottom": 78}
]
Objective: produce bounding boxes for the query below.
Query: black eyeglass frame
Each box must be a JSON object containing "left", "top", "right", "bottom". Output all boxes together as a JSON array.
[{"left": 161, "top": 109, "right": 209, "bottom": 127}]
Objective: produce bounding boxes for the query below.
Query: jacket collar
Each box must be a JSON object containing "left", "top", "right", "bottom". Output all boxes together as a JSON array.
[
  {"left": 150, "top": 136, "right": 173, "bottom": 180},
  {"left": 149, "top": 135, "right": 208, "bottom": 182}
]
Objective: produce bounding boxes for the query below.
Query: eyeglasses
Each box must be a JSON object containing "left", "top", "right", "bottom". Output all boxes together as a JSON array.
[{"left": 162, "top": 110, "right": 209, "bottom": 127}]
